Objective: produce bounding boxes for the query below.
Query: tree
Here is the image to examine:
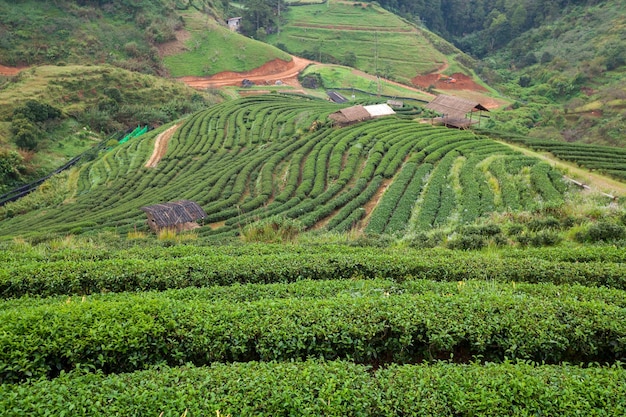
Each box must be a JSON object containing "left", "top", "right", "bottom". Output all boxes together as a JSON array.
[
  {"left": 342, "top": 51, "right": 357, "bottom": 67},
  {"left": 0, "top": 149, "right": 25, "bottom": 189},
  {"left": 10, "top": 117, "right": 41, "bottom": 150}
]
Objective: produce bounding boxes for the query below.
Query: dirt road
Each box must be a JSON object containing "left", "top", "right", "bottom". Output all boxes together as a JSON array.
[{"left": 179, "top": 56, "right": 312, "bottom": 89}]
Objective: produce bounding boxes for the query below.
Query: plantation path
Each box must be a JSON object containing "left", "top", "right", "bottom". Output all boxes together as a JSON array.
[
  {"left": 0, "top": 64, "right": 26, "bottom": 76},
  {"left": 145, "top": 123, "right": 181, "bottom": 168},
  {"left": 179, "top": 56, "right": 313, "bottom": 89},
  {"left": 500, "top": 141, "right": 626, "bottom": 197}
]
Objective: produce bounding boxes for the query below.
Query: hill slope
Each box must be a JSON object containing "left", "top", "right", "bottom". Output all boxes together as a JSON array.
[
  {"left": 0, "top": 65, "right": 220, "bottom": 192},
  {"left": 0, "top": 95, "right": 575, "bottom": 240},
  {"left": 265, "top": 1, "right": 476, "bottom": 86}
]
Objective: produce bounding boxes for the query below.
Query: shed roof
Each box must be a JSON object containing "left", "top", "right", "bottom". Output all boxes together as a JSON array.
[
  {"left": 364, "top": 103, "right": 396, "bottom": 117},
  {"left": 140, "top": 200, "right": 207, "bottom": 227},
  {"left": 329, "top": 105, "right": 371, "bottom": 124},
  {"left": 425, "top": 95, "right": 489, "bottom": 118},
  {"left": 327, "top": 91, "right": 348, "bottom": 104}
]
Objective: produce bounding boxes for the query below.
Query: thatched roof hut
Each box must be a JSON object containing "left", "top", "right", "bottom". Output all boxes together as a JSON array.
[
  {"left": 140, "top": 200, "right": 207, "bottom": 233},
  {"left": 425, "top": 95, "right": 489, "bottom": 128},
  {"left": 329, "top": 105, "right": 371, "bottom": 125}
]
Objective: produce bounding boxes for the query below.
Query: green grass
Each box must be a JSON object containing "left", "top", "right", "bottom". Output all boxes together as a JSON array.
[
  {"left": 266, "top": 2, "right": 449, "bottom": 84},
  {"left": 163, "top": 11, "right": 291, "bottom": 77},
  {"left": 301, "top": 64, "right": 432, "bottom": 101}
]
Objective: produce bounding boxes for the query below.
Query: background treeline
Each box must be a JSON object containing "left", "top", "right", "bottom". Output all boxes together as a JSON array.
[{"left": 373, "top": 0, "right": 603, "bottom": 56}]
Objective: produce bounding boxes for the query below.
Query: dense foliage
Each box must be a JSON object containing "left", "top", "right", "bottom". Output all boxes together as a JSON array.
[{"left": 3, "top": 360, "right": 625, "bottom": 416}]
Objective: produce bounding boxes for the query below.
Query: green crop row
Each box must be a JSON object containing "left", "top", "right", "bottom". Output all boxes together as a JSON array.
[
  {"left": 2, "top": 278, "right": 626, "bottom": 382},
  {"left": 3, "top": 246, "right": 626, "bottom": 298},
  {"left": 3, "top": 360, "right": 626, "bottom": 416}
]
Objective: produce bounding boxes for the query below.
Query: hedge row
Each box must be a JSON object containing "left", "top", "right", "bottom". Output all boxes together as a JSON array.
[
  {"left": 3, "top": 249, "right": 626, "bottom": 298},
  {"left": 2, "top": 360, "right": 625, "bottom": 416},
  {"left": 2, "top": 281, "right": 626, "bottom": 382}
]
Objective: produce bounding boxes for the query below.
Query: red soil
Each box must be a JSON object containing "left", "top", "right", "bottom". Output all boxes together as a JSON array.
[
  {"left": 411, "top": 72, "right": 487, "bottom": 93},
  {"left": 178, "top": 56, "right": 312, "bottom": 89},
  {"left": 0, "top": 64, "right": 26, "bottom": 76}
]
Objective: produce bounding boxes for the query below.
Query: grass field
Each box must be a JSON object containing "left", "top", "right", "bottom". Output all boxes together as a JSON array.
[
  {"left": 266, "top": 2, "right": 448, "bottom": 84},
  {"left": 301, "top": 64, "right": 433, "bottom": 101},
  {"left": 163, "top": 11, "right": 291, "bottom": 77}
]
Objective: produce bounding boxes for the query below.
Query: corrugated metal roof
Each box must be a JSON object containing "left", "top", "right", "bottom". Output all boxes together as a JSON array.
[
  {"left": 425, "top": 95, "right": 489, "bottom": 118},
  {"left": 364, "top": 103, "right": 396, "bottom": 117},
  {"left": 140, "top": 200, "right": 207, "bottom": 227},
  {"left": 327, "top": 91, "right": 348, "bottom": 103}
]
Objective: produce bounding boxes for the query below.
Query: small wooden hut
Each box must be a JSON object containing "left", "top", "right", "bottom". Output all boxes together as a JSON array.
[
  {"left": 140, "top": 200, "right": 207, "bottom": 233},
  {"left": 328, "top": 105, "right": 371, "bottom": 126},
  {"left": 425, "top": 95, "right": 489, "bottom": 129}
]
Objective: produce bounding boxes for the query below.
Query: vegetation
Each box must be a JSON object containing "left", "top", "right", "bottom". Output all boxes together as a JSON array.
[
  {"left": 0, "top": 65, "right": 220, "bottom": 190},
  {"left": 2, "top": 1, "right": 626, "bottom": 414},
  {"left": 163, "top": 9, "right": 291, "bottom": 77},
  {"left": 0, "top": 95, "right": 580, "bottom": 239},
  {"left": 0, "top": 0, "right": 193, "bottom": 74},
  {"left": 265, "top": 2, "right": 467, "bottom": 84}
]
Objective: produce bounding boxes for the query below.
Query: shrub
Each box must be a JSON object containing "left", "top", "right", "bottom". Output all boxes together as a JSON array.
[
  {"left": 576, "top": 221, "right": 626, "bottom": 243},
  {"left": 241, "top": 217, "right": 303, "bottom": 243}
]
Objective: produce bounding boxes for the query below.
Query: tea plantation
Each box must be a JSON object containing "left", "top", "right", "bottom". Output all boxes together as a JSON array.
[{"left": 1, "top": 95, "right": 626, "bottom": 415}]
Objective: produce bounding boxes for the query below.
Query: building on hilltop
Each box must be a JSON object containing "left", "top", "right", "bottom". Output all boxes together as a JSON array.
[
  {"left": 227, "top": 17, "right": 242, "bottom": 31},
  {"left": 140, "top": 200, "right": 207, "bottom": 233},
  {"left": 329, "top": 105, "right": 371, "bottom": 126},
  {"left": 425, "top": 94, "right": 489, "bottom": 129}
]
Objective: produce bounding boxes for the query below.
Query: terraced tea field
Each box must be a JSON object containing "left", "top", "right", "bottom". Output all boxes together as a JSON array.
[
  {"left": 0, "top": 95, "right": 568, "bottom": 239},
  {"left": 2, "top": 243, "right": 626, "bottom": 414},
  {"left": 266, "top": 2, "right": 450, "bottom": 84}
]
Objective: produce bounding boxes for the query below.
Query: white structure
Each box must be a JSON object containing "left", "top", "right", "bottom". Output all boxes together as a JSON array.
[
  {"left": 227, "top": 17, "right": 242, "bottom": 31},
  {"left": 363, "top": 103, "right": 396, "bottom": 118}
]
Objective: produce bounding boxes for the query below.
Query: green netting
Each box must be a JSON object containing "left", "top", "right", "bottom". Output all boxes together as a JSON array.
[{"left": 119, "top": 126, "right": 147, "bottom": 144}]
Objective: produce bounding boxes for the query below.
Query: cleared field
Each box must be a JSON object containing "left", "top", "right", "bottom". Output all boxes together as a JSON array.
[
  {"left": 267, "top": 2, "right": 447, "bottom": 83},
  {"left": 163, "top": 11, "right": 291, "bottom": 77}
]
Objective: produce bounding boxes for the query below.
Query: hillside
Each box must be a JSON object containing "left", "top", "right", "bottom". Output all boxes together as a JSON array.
[
  {"left": 478, "top": 0, "right": 626, "bottom": 147},
  {"left": 0, "top": 65, "right": 220, "bottom": 192},
  {"left": 265, "top": 1, "right": 476, "bottom": 86},
  {"left": 2, "top": 94, "right": 624, "bottom": 248}
]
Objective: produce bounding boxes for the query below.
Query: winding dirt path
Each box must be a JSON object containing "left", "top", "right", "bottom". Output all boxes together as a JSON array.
[
  {"left": 145, "top": 123, "right": 181, "bottom": 168},
  {"left": 179, "top": 56, "right": 313, "bottom": 89},
  {"left": 500, "top": 141, "right": 626, "bottom": 197}
]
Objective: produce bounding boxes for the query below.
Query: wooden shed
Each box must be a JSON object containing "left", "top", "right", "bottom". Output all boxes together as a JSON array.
[
  {"left": 425, "top": 95, "right": 489, "bottom": 129},
  {"left": 328, "top": 105, "right": 371, "bottom": 126},
  {"left": 140, "top": 200, "right": 207, "bottom": 233}
]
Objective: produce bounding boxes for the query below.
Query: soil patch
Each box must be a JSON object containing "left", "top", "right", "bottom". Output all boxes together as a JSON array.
[
  {"left": 145, "top": 123, "right": 181, "bottom": 168},
  {"left": 360, "top": 178, "right": 393, "bottom": 230},
  {"left": 179, "top": 56, "right": 312, "bottom": 89},
  {"left": 412, "top": 72, "right": 487, "bottom": 93},
  {"left": 0, "top": 64, "right": 26, "bottom": 76},
  {"left": 157, "top": 30, "right": 192, "bottom": 57}
]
